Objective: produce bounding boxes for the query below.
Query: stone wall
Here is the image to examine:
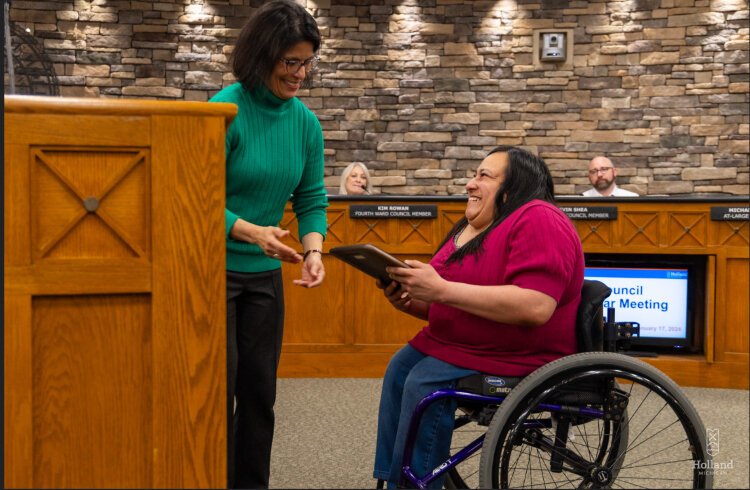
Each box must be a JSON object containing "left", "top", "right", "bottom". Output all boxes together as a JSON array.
[{"left": 7, "top": 0, "right": 750, "bottom": 195}]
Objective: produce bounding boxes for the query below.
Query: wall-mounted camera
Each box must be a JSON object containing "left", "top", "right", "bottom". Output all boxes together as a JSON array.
[{"left": 540, "top": 32, "right": 566, "bottom": 61}]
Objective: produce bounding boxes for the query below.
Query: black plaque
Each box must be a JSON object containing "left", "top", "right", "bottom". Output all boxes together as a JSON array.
[
  {"left": 711, "top": 206, "right": 749, "bottom": 221},
  {"left": 559, "top": 206, "right": 618, "bottom": 220},
  {"left": 349, "top": 204, "right": 437, "bottom": 219}
]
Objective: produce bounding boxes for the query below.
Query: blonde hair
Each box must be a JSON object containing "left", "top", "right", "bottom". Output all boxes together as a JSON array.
[{"left": 338, "top": 162, "right": 372, "bottom": 195}]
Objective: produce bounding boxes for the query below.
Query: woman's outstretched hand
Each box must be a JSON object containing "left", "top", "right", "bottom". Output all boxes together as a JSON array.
[
  {"left": 230, "top": 219, "right": 303, "bottom": 263},
  {"left": 293, "top": 253, "right": 325, "bottom": 288}
]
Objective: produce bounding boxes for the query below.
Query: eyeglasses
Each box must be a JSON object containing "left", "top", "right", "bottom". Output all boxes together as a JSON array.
[
  {"left": 588, "top": 166, "right": 613, "bottom": 176},
  {"left": 280, "top": 56, "right": 320, "bottom": 75}
]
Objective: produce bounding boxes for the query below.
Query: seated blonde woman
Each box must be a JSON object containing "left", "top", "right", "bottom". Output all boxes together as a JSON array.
[{"left": 339, "top": 162, "right": 372, "bottom": 195}]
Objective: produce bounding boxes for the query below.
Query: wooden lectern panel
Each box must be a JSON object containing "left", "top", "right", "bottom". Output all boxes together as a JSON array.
[
  {"left": 32, "top": 295, "right": 152, "bottom": 488},
  {"left": 150, "top": 114, "right": 229, "bottom": 488},
  {"left": 4, "top": 96, "right": 236, "bottom": 489}
]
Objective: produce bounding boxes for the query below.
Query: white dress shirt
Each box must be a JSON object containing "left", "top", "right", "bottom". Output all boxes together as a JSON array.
[{"left": 582, "top": 185, "right": 639, "bottom": 197}]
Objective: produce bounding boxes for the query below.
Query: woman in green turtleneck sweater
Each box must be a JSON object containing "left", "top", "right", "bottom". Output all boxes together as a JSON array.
[{"left": 209, "top": 1, "right": 327, "bottom": 488}]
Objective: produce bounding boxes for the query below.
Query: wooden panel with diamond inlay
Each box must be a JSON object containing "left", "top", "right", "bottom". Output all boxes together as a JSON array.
[
  {"left": 396, "top": 218, "right": 436, "bottom": 254},
  {"left": 668, "top": 212, "right": 708, "bottom": 248},
  {"left": 439, "top": 209, "right": 465, "bottom": 240},
  {"left": 31, "top": 148, "right": 151, "bottom": 262},
  {"left": 325, "top": 209, "right": 347, "bottom": 247},
  {"left": 352, "top": 218, "right": 391, "bottom": 247},
  {"left": 620, "top": 211, "right": 661, "bottom": 247},
  {"left": 710, "top": 220, "right": 749, "bottom": 248},
  {"left": 574, "top": 220, "right": 613, "bottom": 247}
]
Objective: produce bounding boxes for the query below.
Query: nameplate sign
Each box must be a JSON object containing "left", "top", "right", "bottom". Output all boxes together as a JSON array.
[
  {"left": 349, "top": 204, "right": 437, "bottom": 219},
  {"left": 711, "top": 206, "right": 749, "bottom": 221},
  {"left": 560, "top": 206, "right": 618, "bottom": 220}
]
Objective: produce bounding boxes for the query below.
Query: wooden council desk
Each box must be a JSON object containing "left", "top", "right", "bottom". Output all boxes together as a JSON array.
[{"left": 278, "top": 196, "right": 749, "bottom": 389}]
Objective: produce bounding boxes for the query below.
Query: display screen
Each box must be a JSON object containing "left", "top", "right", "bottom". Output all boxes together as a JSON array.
[{"left": 584, "top": 267, "right": 689, "bottom": 341}]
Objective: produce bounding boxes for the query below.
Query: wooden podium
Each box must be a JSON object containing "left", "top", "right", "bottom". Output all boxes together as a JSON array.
[{"left": 4, "top": 95, "right": 237, "bottom": 488}]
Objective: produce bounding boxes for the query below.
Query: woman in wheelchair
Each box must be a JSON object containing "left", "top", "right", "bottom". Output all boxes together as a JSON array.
[
  {"left": 372, "top": 146, "right": 713, "bottom": 490},
  {"left": 372, "top": 146, "right": 585, "bottom": 489}
]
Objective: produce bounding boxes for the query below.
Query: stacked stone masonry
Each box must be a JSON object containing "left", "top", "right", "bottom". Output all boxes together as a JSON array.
[{"left": 7, "top": 0, "right": 750, "bottom": 196}]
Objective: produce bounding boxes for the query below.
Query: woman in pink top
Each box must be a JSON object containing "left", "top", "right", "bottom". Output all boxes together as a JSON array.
[{"left": 372, "top": 146, "right": 584, "bottom": 489}]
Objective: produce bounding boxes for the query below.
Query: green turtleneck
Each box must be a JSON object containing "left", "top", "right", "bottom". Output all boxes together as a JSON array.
[{"left": 210, "top": 83, "right": 328, "bottom": 273}]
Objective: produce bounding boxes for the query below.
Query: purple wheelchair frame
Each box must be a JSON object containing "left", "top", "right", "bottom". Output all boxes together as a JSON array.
[
  {"left": 399, "top": 389, "right": 605, "bottom": 489},
  {"left": 398, "top": 284, "right": 630, "bottom": 488}
]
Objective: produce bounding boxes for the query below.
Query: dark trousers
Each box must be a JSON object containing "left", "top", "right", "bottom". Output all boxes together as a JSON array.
[{"left": 227, "top": 269, "right": 285, "bottom": 489}]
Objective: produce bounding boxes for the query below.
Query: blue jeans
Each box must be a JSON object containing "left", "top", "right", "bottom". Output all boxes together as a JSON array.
[{"left": 373, "top": 344, "right": 478, "bottom": 489}]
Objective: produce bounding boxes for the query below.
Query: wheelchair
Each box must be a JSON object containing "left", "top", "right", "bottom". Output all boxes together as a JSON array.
[{"left": 397, "top": 280, "right": 713, "bottom": 489}]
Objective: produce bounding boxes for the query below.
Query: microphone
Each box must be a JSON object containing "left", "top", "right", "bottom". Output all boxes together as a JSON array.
[{"left": 361, "top": 185, "right": 370, "bottom": 194}]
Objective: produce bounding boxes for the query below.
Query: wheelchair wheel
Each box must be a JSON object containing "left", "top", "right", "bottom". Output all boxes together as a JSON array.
[{"left": 478, "top": 353, "right": 712, "bottom": 489}]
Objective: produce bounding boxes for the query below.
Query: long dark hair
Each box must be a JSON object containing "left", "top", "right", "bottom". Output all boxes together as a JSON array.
[
  {"left": 440, "top": 145, "right": 556, "bottom": 264},
  {"left": 231, "top": 0, "right": 321, "bottom": 91}
]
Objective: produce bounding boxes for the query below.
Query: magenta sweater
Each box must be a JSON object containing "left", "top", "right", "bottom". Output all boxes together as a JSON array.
[{"left": 409, "top": 200, "right": 584, "bottom": 376}]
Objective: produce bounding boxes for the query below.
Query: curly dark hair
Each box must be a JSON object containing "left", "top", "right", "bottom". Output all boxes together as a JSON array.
[
  {"left": 439, "top": 145, "right": 556, "bottom": 264},
  {"left": 231, "top": 0, "right": 321, "bottom": 91}
]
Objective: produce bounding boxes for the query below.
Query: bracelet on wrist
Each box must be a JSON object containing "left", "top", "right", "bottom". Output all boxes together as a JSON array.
[{"left": 303, "top": 249, "right": 323, "bottom": 260}]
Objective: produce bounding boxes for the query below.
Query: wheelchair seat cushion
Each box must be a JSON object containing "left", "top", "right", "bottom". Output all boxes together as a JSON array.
[{"left": 456, "top": 373, "right": 524, "bottom": 396}]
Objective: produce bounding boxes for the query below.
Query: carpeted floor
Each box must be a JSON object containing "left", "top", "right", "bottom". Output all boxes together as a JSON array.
[{"left": 270, "top": 378, "right": 749, "bottom": 489}]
